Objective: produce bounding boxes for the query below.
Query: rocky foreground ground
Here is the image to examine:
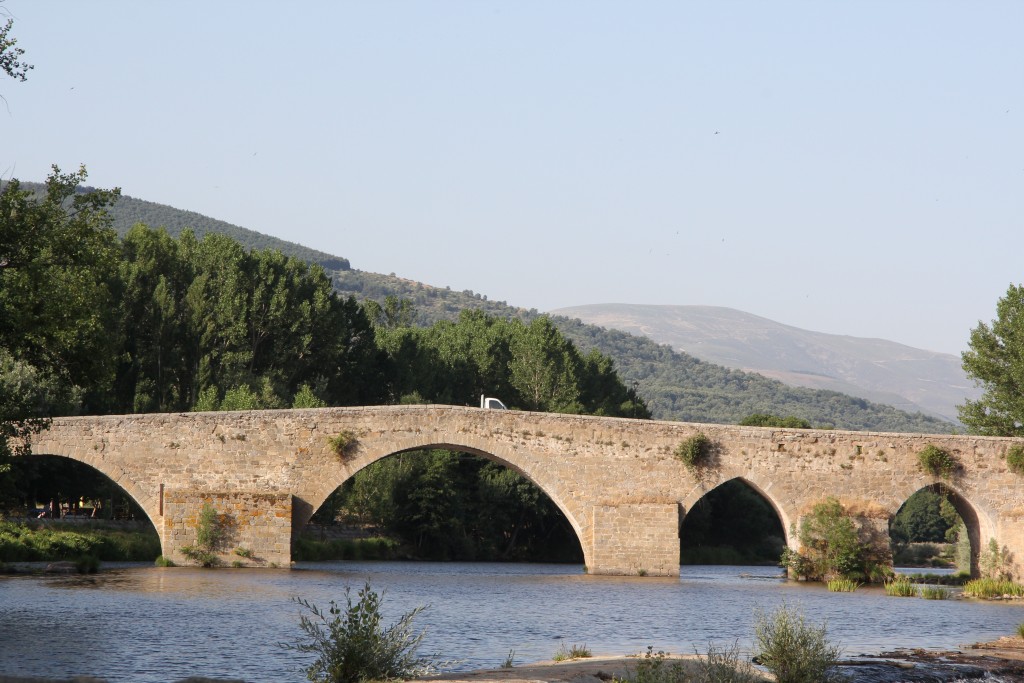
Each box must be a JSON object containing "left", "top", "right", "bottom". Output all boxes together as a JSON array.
[{"left": 4, "top": 638, "right": 1024, "bottom": 683}]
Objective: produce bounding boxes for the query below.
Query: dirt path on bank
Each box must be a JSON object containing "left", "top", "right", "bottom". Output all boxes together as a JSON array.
[
  {"left": 420, "top": 638, "right": 1024, "bottom": 683},
  {"left": 419, "top": 655, "right": 750, "bottom": 683}
]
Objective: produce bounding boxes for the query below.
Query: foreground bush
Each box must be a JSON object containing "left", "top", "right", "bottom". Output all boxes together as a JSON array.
[
  {"left": 754, "top": 604, "right": 841, "bottom": 683},
  {"left": 629, "top": 645, "right": 761, "bottom": 683},
  {"left": 553, "top": 643, "right": 591, "bottom": 661},
  {"left": 287, "top": 581, "right": 438, "bottom": 683}
]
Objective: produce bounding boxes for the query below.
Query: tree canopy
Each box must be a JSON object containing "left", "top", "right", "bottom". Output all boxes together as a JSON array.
[
  {"left": 0, "top": 16, "right": 32, "bottom": 85},
  {"left": 959, "top": 283, "right": 1024, "bottom": 436},
  {"left": 0, "top": 167, "right": 121, "bottom": 480},
  {"left": 93, "top": 188, "right": 957, "bottom": 433}
]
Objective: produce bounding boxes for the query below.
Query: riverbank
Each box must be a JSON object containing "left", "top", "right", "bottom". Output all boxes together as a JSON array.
[
  {"left": 421, "top": 636, "right": 1024, "bottom": 683},
  {"left": 3, "top": 640, "right": 1024, "bottom": 682},
  {"left": 0, "top": 519, "right": 160, "bottom": 564}
]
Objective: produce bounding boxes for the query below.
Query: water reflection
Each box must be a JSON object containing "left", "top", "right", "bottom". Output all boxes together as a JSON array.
[{"left": 1, "top": 563, "right": 1023, "bottom": 683}]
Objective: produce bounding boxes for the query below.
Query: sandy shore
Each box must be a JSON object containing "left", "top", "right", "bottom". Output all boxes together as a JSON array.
[
  {"left": 419, "top": 655, "right": 749, "bottom": 683},
  {"left": 419, "top": 637, "right": 1024, "bottom": 683},
  {"left": 3, "top": 638, "right": 1022, "bottom": 682}
]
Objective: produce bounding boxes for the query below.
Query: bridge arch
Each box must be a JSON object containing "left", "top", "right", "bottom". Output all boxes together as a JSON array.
[
  {"left": 890, "top": 481, "right": 993, "bottom": 577},
  {"left": 680, "top": 476, "right": 791, "bottom": 564},
  {"left": 27, "top": 450, "right": 161, "bottom": 531},
  {"left": 302, "top": 435, "right": 593, "bottom": 568},
  {"left": 681, "top": 475, "right": 796, "bottom": 550}
]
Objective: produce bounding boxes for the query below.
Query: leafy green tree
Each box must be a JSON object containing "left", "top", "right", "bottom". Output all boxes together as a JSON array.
[
  {"left": 0, "top": 16, "right": 32, "bottom": 86},
  {"left": 363, "top": 295, "right": 415, "bottom": 330},
  {"left": 114, "top": 226, "right": 384, "bottom": 413},
  {"left": 1, "top": 168, "right": 121, "bottom": 479},
  {"left": 960, "top": 283, "right": 1024, "bottom": 435},
  {"left": 783, "top": 497, "right": 891, "bottom": 582},
  {"left": 0, "top": 352, "right": 72, "bottom": 499},
  {"left": 0, "top": 167, "right": 122, "bottom": 401},
  {"left": 509, "top": 317, "right": 582, "bottom": 412},
  {"left": 890, "top": 488, "right": 958, "bottom": 545},
  {"left": 371, "top": 307, "right": 646, "bottom": 418},
  {"left": 116, "top": 225, "right": 192, "bottom": 412},
  {"left": 739, "top": 414, "right": 812, "bottom": 429},
  {"left": 293, "top": 383, "right": 328, "bottom": 409}
]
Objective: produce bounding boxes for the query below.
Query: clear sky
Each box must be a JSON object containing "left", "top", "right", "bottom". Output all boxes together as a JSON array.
[{"left": 3, "top": 2, "right": 1021, "bottom": 355}]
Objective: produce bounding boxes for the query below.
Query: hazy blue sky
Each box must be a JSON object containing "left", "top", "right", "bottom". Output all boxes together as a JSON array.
[{"left": 3, "top": 2, "right": 1021, "bottom": 355}]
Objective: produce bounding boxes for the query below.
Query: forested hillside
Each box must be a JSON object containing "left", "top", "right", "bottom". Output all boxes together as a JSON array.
[
  {"left": 20, "top": 183, "right": 352, "bottom": 274},
  {"left": 1, "top": 174, "right": 644, "bottom": 561},
  {"left": 95, "top": 188, "right": 954, "bottom": 433},
  {"left": 552, "top": 303, "right": 973, "bottom": 423},
  {"left": 554, "top": 318, "right": 951, "bottom": 433}
]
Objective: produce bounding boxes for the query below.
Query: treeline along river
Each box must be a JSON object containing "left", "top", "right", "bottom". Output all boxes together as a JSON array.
[{"left": 3, "top": 562, "right": 1024, "bottom": 682}]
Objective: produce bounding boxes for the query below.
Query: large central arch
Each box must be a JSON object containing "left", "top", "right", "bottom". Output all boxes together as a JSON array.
[{"left": 302, "top": 436, "right": 593, "bottom": 567}]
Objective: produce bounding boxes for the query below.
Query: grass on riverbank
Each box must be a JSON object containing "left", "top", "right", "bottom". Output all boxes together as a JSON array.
[
  {"left": 900, "top": 571, "right": 970, "bottom": 586},
  {"left": 963, "top": 578, "right": 1024, "bottom": 599},
  {"left": 0, "top": 520, "right": 160, "bottom": 562},
  {"left": 293, "top": 534, "right": 401, "bottom": 561}
]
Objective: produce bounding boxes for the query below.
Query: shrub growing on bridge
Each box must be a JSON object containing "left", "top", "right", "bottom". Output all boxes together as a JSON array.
[
  {"left": 674, "top": 432, "right": 713, "bottom": 471},
  {"left": 327, "top": 431, "right": 358, "bottom": 458},
  {"left": 917, "top": 445, "right": 959, "bottom": 478},
  {"left": 180, "top": 502, "right": 226, "bottom": 567},
  {"left": 1006, "top": 445, "right": 1024, "bottom": 475}
]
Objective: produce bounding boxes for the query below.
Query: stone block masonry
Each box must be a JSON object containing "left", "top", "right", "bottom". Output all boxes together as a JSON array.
[
  {"left": 162, "top": 490, "right": 292, "bottom": 567},
  {"left": 28, "top": 405, "right": 1024, "bottom": 578},
  {"left": 590, "top": 503, "right": 679, "bottom": 576}
]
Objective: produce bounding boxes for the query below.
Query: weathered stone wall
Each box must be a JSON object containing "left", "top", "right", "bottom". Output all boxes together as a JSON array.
[
  {"left": 161, "top": 491, "right": 292, "bottom": 567},
  {"left": 27, "top": 406, "right": 1024, "bottom": 577},
  {"left": 590, "top": 503, "right": 679, "bottom": 576}
]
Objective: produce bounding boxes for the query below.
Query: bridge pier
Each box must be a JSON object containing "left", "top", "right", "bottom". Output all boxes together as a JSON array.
[
  {"left": 161, "top": 490, "right": 293, "bottom": 567},
  {"left": 588, "top": 503, "right": 679, "bottom": 576}
]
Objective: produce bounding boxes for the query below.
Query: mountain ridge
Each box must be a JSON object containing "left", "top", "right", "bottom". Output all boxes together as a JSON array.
[{"left": 551, "top": 303, "right": 977, "bottom": 423}]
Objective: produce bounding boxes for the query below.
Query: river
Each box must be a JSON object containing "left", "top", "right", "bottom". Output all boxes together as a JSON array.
[{"left": 2, "top": 562, "right": 1023, "bottom": 682}]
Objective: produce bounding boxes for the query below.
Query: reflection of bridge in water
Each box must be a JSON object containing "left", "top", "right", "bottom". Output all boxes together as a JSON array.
[{"left": 28, "top": 405, "right": 1024, "bottom": 577}]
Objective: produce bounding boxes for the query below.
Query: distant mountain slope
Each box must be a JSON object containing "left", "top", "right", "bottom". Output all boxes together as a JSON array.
[
  {"left": 552, "top": 303, "right": 977, "bottom": 423},
  {"left": 553, "top": 316, "right": 953, "bottom": 433},
  {"left": 87, "top": 188, "right": 953, "bottom": 433},
  {"left": 19, "top": 183, "right": 352, "bottom": 274}
]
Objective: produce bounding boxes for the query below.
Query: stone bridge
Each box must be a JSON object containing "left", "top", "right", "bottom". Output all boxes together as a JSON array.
[{"left": 27, "top": 405, "right": 1024, "bottom": 577}]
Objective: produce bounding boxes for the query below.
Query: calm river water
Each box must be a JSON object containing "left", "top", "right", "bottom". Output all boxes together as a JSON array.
[{"left": 2, "top": 562, "right": 1024, "bottom": 682}]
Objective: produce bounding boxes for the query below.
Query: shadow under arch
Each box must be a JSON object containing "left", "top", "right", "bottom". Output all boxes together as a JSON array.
[
  {"left": 9, "top": 453, "right": 160, "bottom": 534},
  {"left": 304, "top": 442, "right": 585, "bottom": 564},
  {"left": 679, "top": 476, "right": 788, "bottom": 565},
  {"left": 891, "top": 482, "right": 988, "bottom": 577}
]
